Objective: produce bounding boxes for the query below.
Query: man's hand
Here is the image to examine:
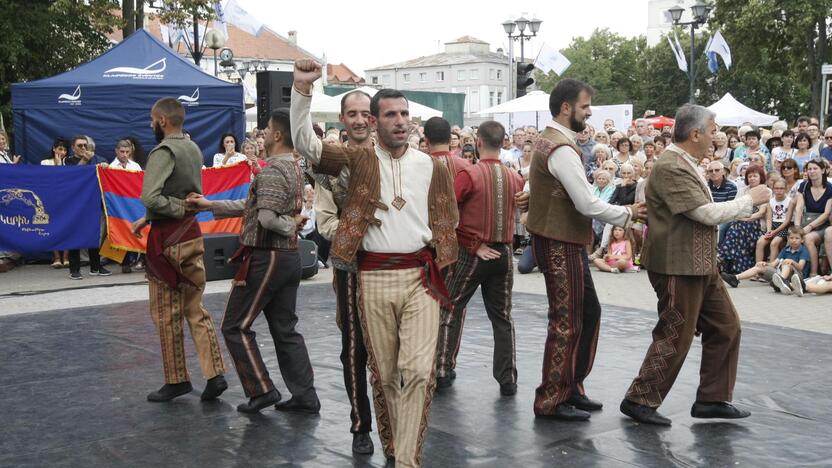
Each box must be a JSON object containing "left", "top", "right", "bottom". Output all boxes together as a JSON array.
[
  {"left": 131, "top": 217, "right": 148, "bottom": 238},
  {"left": 630, "top": 202, "right": 648, "bottom": 222},
  {"left": 293, "top": 59, "right": 322, "bottom": 95},
  {"left": 515, "top": 191, "right": 530, "bottom": 212},
  {"left": 748, "top": 185, "right": 771, "bottom": 206},
  {"left": 293, "top": 214, "right": 309, "bottom": 232},
  {"left": 186, "top": 193, "right": 213, "bottom": 212},
  {"left": 475, "top": 244, "right": 502, "bottom": 261}
]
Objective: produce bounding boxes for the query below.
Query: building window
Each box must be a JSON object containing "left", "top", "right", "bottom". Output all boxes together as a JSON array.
[
  {"left": 436, "top": 71, "right": 445, "bottom": 81},
  {"left": 497, "top": 92, "right": 503, "bottom": 104},
  {"left": 489, "top": 91, "right": 495, "bottom": 107},
  {"left": 403, "top": 73, "right": 410, "bottom": 83},
  {"left": 470, "top": 90, "right": 479, "bottom": 112},
  {"left": 470, "top": 69, "right": 479, "bottom": 80},
  {"left": 457, "top": 70, "right": 466, "bottom": 81},
  {"left": 419, "top": 72, "right": 428, "bottom": 82},
  {"left": 371, "top": 76, "right": 378, "bottom": 84},
  {"left": 382, "top": 74, "right": 391, "bottom": 85},
  {"left": 489, "top": 69, "right": 496, "bottom": 80},
  {"left": 496, "top": 69, "right": 503, "bottom": 80}
]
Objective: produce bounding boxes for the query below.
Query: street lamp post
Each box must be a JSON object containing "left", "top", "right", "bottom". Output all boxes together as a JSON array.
[
  {"left": 502, "top": 16, "right": 542, "bottom": 99},
  {"left": 668, "top": 1, "right": 711, "bottom": 104}
]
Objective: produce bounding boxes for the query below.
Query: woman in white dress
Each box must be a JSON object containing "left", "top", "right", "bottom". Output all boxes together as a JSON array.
[{"left": 212, "top": 133, "right": 246, "bottom": 167}]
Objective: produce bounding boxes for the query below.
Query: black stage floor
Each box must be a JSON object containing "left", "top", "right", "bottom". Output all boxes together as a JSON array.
[{"left": 1, "top": 283, "right": 830, "bottom": 467}]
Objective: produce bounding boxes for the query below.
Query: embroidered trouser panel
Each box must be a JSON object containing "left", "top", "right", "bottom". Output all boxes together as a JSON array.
[
  {"left": 222, "top": 249, "right": 316, "bottom": 400},
  {"left": 625, "top": 271, "right": 741, "bottom": 407},
  {"left": 531, "top": 237, "right": 601, "bottom": 416},
  {"left": 148, "top": 237, "right": 225, "bottom": 384},
  {"left": 358, "top": 267, "right": 439, "bottom": 468},
  {"left": 334, "top": 268, "right": 373, "bottom": 434},
  {"left": 436, "top": 244, "right": 517, "bottom": 385}
]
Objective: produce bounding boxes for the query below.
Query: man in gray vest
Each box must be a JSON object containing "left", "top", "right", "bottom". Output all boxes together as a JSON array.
[
  {"left": 620, "top": 104, "right": 769, "bottom": 426},
  {"left": 526, "top": 79, "right": 645, "bottom": 421}
]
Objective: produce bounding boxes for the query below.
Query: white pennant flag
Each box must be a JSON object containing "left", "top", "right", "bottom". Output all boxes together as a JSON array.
[
  {"left": 705, "top": 30, "right": 732, "bottom": 71},
  {"left": 534, "top": 43, "right": 571, "bottom": 76},
  {"left": 668, "top": 33, "right": 688, "bottom": 72},
  {"left": 213, "top": 1, "right": 228, "bottom": 39},
  {"left": 223, "top": 0, "right": 263, "bottom": 36}
]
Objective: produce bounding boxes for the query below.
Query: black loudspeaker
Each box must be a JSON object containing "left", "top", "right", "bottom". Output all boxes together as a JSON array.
[
  {"left": 256, "top": 71, "right": 293, "bottom": 129},
  {"left": 203, "top": 233, "right": 241, "bottom": 281},
  {"left": 299, "top": 239, "right": 318, "bottom": 279}
]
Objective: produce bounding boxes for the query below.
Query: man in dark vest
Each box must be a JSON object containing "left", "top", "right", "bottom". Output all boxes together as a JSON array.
[
  {"left": 526, "top": 79, "right": 646, "bottom": 421},
  {"left": 132, "top": 97, "right": 227, "bottom": 402},
  {"left": 620, "top": 104, "right": 769, "bottom": 425}
]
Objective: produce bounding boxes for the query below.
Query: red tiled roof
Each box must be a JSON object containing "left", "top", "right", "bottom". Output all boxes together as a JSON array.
[{"left": 327, "top": 63, "right": 365, "bottom": 84}]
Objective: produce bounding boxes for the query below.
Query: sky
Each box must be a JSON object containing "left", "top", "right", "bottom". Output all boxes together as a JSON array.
[{"left": 236, "top": 0, "right": 650, "bottom": 76}]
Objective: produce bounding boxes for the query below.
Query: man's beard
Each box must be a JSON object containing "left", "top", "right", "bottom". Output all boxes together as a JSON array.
[
  {"left": 569, "top": 110, "right": 586, "bottom": 133},
  {"left": 154, "top": 122, "right": 165, "bottom": 143}
]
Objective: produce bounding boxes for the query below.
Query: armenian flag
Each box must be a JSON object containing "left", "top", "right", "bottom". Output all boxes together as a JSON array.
[{"left": 97, "top": 162, "right": 250, "bottom": 252}]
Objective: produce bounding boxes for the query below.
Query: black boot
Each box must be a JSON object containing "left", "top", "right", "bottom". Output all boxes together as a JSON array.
[
  {"left": 147, "top": 382, "right": 193, "bottom": 402},
  {"left": 237, "top": 389, "right": 281, "bottom": 414},
  {"left": 200, "top": 375, "right": 228, "bottom": 401},
  {"left": 352, "top": 432, "right": 374, "bottom": 454}
]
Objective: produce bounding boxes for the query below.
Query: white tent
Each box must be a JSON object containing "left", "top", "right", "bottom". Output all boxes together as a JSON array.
[
  {"left": 707, "top": 93, "right": 778, "bottom": 127},
  {"left": 245, "top": 93, "right": 338, "bottom": 130},
  {"left": 477, "top": 90, "right": 633, "bottom": 131},
  {"left": 312, "top": 86, "right": 443, "bottom": 122}
]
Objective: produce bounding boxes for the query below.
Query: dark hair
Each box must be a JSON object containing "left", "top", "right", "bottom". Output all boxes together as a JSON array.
[
  {"left": 549, "top": 79, "right": 595, "bottom": 118},
  {"left": 151, "top": 97, "right": 185, "bottom": 127},
  {"left": 340, "top": 90, "right": 372, "bottom": 115},
  {"left": 52, "top": 137, "right": 69, "bottom": 152},
  {"left": 462, "top": 144, "right": 475, "bottom": 153},
  {"left": 744, "top": 163, "right": 767, "bottom": 186},
  {"left": 797, "top": 115, "right": 811, "bottom": 125},
  {"left": 71, "top": 134, "right": 87, "bottom": 147},
  {"left": 781, "top": 129, "right": 795, "bottom": 138},
  {"left": 616, "top": 138, "right": 631, "bottom": 151},
  {"left": 269, "top": 108, "right": 293, "bottom": 149},
  {"left": 643, "top": 141, "right": 655, "bottom": 149},
  {"left": 477, "top": 120, "right": 505, "bottom": 150},
  {"left": 804, "top": 159, "right": 829, "bottom": 187},
  {"left": 423, "top": 117, "right": 451, "bottom": 145},
  {"left": 218, "top": 133, "right": 238, "bottom": 152},
  {"left": 795, "top": 132, "right": 811, "bottom": 146},
  {"left": 370, "top": 89, "right": 408, "bottom": 118},
  {"left": 125, "top": 135, "right": 147, "bottom": 169},
  {"left": 744, "top": 130, "right": 760, "bottom": 140}
]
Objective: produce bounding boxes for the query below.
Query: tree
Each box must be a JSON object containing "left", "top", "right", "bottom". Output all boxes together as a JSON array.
[{"left": 153, "top": 0, "right": 216, "bottom": 65}]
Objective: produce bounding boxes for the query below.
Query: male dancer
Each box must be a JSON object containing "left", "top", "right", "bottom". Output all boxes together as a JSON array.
[
  {"left": 526, "top": 79, "right": 645, "bottom": 421},
  {"left": 620, "top": 104, "right": 769, "bottom": 425},
  {"left": 189, "top": 109, "right": 320, "bottom": 414},
  {"left": 132, "top": 97, "right": 226, "bottom": 402},
  {"left": 313, "top": 89, "right": 376, "bottom": 454},
  {"left": 292, "top": 59, "right": 458, "bottom": 468},
  {"left": 434, "top": 120, "right": 525, "bottom": 395},
  {"left": 423, "top": 116, "right": 470, "bottom": 178}
]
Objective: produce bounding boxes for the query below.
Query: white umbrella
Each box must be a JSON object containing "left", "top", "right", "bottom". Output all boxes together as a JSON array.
[
  {"left": 477, "top": 90, "right": 550, "bottom": 115},
  {"left": 315, "top": 86, "right": 443, "bottom": 121},
  {"left": 707, "top": 93, "right": 778, "bottom": 127}
]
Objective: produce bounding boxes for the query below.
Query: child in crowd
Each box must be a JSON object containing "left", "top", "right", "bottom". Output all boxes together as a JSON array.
[
  {"left": 592, "top": 225, "right": 638, "bottom": 273},
  {"left": 755, "top": 178, "right": 793, "bottom": 265},
  {"left": 721, "top": 226, "right": 809, "bottom": 295}
]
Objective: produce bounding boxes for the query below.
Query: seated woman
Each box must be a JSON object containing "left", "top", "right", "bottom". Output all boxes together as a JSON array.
[
  {"left": 754, "top": 178, "right": 793, "bottom": 268},
  {"left": 721, "top": 226, "right": 809, "bottom": 295},
  {"left": 792, "top": 159, "right": 832, "bottom": 276},
  {"left": 212, "top": 133, "right": 246, "bottom": 167},
  {"left": 592, "top": 225, "right": 638, "bottom": 273},
  {"left": 718, "top": 164, "right": 767, "bottom": 274},
  {"left": 585, "top": 143, "right": 611, "bottom": 182}
]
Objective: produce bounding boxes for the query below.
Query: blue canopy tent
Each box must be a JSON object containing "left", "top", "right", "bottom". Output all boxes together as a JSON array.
[{"left": 11, "top": 29, "right": 244, "bottom": 166}]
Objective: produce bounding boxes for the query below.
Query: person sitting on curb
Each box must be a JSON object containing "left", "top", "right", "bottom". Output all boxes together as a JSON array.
[{"left": 720, "top": 226, "right": 809, "bottom": 295}]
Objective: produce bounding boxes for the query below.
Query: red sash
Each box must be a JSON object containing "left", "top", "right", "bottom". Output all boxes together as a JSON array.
[
  {"left": 358, "top": 248, "right": 451, "bottom": 308},
  {"left": 146, "top": 215, "right": 201, "bottom": 289}
]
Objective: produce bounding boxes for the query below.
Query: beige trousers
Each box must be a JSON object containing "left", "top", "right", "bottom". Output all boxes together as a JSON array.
[{"left": 358, "top": 267, "right": 439, "bottom": 468}]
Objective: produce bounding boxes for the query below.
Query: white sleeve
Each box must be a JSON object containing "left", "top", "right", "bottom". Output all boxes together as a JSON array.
[
  {"left": 685, "top": 195, "right": 754, "bottom": 225},
  {"left": 290, "top": 87, "right": 323, "bottom": 166},
  {"left": 548, "top": 146, "right": 632, "bottom": 226}
]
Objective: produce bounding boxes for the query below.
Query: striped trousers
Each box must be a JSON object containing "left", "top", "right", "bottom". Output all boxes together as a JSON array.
[
  {"left": 358, "top": 267, "right": 439, "bottom": 468},
  {"left": 333, "top": 268, "right": 373, "bottom": 434},
  {"left": 436, "top": 244, "right": 517, "bottom": 385},
  {"left": 532, "top": 237, "right": 601, "bottom": 416},
  {"left": 221, "top": 249, "right": 316, "bottom": 401},
  {"left": 148, "top": 237, "right": 225, "bottom": 384}
]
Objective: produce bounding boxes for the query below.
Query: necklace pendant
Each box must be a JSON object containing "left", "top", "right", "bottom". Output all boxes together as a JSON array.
[{"left": 392, "top": 196, "right": 407, "bottom": 210}]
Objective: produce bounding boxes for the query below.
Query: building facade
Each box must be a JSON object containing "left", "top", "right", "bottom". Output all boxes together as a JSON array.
[{"left": 365, "top": 36, "right": 510, "bottom": 126}]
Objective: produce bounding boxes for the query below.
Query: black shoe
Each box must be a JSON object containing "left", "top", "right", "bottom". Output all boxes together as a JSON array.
[
  {"left": 536, "top": 403, "right": 591, "bottom": 421},
  {"left": 619, "top": 399, "right": 671, "bottom": 426},
  {"left": 720, "top": 272, "right": 739, "bottom": 288},
  {"left": 121, "top": 265, "right": 132, "bottom": 274},
  {"left": 200, "top": 375, "right": 228, "bottom": 401},
  {"left": 352, "top": 432, "right": 374, "bottom": 455},
  {"left": 500, "top": 383, "right": 517, "bottom": 396},
  {"left": 449, "top": 368, "right": 457, "bottom": 380},
  {"left": 147, "top": 382, "right": 193, "bottom": 402},
  {"left": 90, "top": 266, "right": 112, "bottom": 276},
  {"left": 567, "top": 393, "right": 603, "bottom": 411},
  {"left": 691, "top": 401, "right": 750, "bottom": 419},
  {"left": 69, "top": 271, "right": 83, "bottom": 280},
  {"left": 436, "top": 376, "right": 453, "bottom": 389},
  {"left": 275, "top": 396, "right": 321, "bottom": 414},
  {"left": 237, "top": 389, "right": 281, "bottom": 413}
]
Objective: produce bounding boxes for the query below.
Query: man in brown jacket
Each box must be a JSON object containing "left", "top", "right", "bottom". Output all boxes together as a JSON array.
[{"left": 620, "top": 104, "right": 770, "bottom": 426}]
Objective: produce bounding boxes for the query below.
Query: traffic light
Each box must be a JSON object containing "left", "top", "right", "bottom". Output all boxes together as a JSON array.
[{"left": 516, "top": 62, "right": 535, "bottom": 98}]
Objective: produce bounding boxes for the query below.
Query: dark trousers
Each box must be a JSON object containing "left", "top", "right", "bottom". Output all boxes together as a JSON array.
[
  {"left": 333, "top": 268, "right": 373, "bottom": 434},
  {"left": 625, "top": 271, "right": 741, "bottom": 408},
  {"left": 221, "top": 249, "right": 316, "bottom": 400},
  {"left": 68, "top": 248, "right": 100, "bottom": 274},
  {"left": 436, "top": 244, "right": 517, "bottom": 385},
  {"left": 532, "top": 237, "right": 601, "bottom": 416}
]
